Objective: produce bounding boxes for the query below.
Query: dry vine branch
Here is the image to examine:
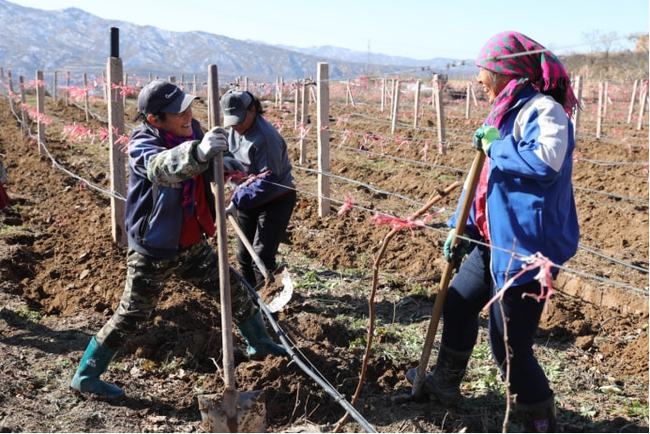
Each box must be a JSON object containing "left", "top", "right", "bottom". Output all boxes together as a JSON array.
[{"left": 333, "top": 180, "right": 461, "bottom": 432}]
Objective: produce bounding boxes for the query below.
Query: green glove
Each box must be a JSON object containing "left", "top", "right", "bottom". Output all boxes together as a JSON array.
[
  {"left": 472, "top": 126, "right": 500, "bottom": 154},
  {"left": 442, "top": 229, "right": 472, "bottom": 262}
]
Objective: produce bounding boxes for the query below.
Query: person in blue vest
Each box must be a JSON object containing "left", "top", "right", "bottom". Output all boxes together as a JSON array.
[
  {"left": 407, "top": 32, "right": 580, "bottom": 432},
  {"left": 70, "top": 80, "right": 286, "bottom": 400},
  {"left": 220, "top": 90, "right": 296, "bottom": 288}
]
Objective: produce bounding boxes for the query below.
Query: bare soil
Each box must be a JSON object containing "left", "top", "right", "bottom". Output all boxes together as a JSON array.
[{"left": 0, "top": 89, "right": 647, "bottom": 433}]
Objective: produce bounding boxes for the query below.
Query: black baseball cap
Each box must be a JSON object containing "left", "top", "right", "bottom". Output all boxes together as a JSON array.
[
  {"left": 220, "top": 90, "right": 253, "bottom": 127},
  {"left": 137, "top": 79, "right": 197, "bottom": 115}
]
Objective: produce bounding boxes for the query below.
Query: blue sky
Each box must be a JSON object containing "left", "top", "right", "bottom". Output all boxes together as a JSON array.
[{"left": 9, "top": 0, "right": 649, "bottom": 59}]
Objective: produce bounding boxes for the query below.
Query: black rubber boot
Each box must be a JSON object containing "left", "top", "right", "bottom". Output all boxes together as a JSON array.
[
  {"left": 519, "top": 394, "right": 557, "bottom": 433},
  {"left": 406, "top": 345, "right": 472, "bottom": 406}
]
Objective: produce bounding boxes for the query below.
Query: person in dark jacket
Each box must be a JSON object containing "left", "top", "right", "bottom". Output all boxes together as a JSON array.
[
  {"left": 220, "top": 90, "right": 296, "bottom": 288},
  {"left": 70, "top": 80, "right": 286, "bottom": 400},
  {"left": 407, "top": 32, "right": 580, "bottom": 432}
]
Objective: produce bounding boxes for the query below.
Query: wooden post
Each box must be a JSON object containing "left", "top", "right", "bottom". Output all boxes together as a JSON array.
[
  {"left": 279, "top": 76, "right": 284, "bottom": 108},
  {"left": 83, "top": 72, "right": 90, "bottom": 122},
  {"left": 299, "top": 81, "right": 308, "bottom": 165},
  {"left": 53, "top": 71, "right": 58, "bottom": 101},
  {"left": 122, "top": 72, "right": 128, "bottom": 106},
  {"left": 180, "top": 74, "right": 185, "bottom": 88},
  {"left": 572, "top": 76, "right": 582, "bottom": 143},
  {"left": 627, "top": 79, "right": 639, "bottom": 124},
  {"left": 391, "top": 79, "right": 400, "bottom": 134},
  {"left": 317, "top": 63, "right": 330, "bottom": 218},
  {"left": 148, "top": 72, "right": 153, "bottom": 83},
  {"left": 274, "top": 77, "right": 279, "bottom": 107},
  {"left": 636, "top": 81, "right": 648, "bottom": 131},
  {"left": 192, "top": 74, "right": 197, "bottom": 94},
  {"left": 465, "top": 82, "right": 471, "bottom": 119},
  {"left": 380, "top": 77, "right": 386, "bottom": 112},
  {"left": 102, "top": 71, "right": 111, "bottom": 102},
  {"left": 470, "top": 84, "right": 478, "bottom": 106},
  {"left": 107, "top": 28, "right": 128, "bottom": 246},
  {"left": 244, "top": 76, "right": 248, "bottom": 92},
  {"left": 309, "top": 84, "right": 317, "bottom": 106},
  {"left": 434, "top": 74, "right": 446, "bottom": 154},
  {"left": 413, "top": 80, "right": 421, "bottom": 128},
  {"left": 293, "top": 80, "right": 300, "bottom": 130},
  {"left": 19, "top": 75, "right": 26, "bottom": 135},
  {"left": 35, "top": 70, "right": 45, "bottom": 154},
  {"left": 6, "top": 71, "right": 13, "bottom": 96},
  {"left": 65, "top": 71, "right": 70, "bottom": 106},
  {"left": 345, "top": 80, "right": 350, "bottom": 106},
  {"left": 596, "top": 81, "right": 603, "bottom": 139},
  {"left": 603, "top": 81, "right": 609, "bottom": 118}
]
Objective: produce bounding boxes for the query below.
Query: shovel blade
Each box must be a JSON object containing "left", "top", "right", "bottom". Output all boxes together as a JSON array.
[{"left": 198, "top": 390, "right": 266, "bottom": 433}]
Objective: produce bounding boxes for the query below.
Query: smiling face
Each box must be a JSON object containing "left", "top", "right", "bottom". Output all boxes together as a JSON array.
[
  {"left": 147, "top": 105, "right": 194, "bottom": 137},
  {"left": 477, "top": 68, "right": 511, "bottom": 104}
]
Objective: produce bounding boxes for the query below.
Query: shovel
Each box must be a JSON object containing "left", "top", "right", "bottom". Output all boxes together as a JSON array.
[
  {"left": 227, "top": 214, "right": 295, "bottom": 306},
  {"left": 408, "top": 150, "right": 486, "bottom": 400},
  {"left": 197, "top": 136, "right": 266, "bottom": 432}
]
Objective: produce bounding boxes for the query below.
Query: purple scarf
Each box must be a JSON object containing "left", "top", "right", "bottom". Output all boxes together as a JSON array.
[
  {"left": 161, "top": 130, "right": 197, "bottom": 218},
  {"left": 476, "top": 31, "right": 579, "bottom": 128}
]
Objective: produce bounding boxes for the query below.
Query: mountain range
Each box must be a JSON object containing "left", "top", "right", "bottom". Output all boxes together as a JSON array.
[{"left": 0, "top": 0, "right": 474, "bottom": 82}]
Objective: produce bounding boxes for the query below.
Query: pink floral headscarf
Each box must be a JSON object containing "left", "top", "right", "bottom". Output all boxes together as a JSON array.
[{"left": 476, "top": 31, "right": 579, "bottom": 128}]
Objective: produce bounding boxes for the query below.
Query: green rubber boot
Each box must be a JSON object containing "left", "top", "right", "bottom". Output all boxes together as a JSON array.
[
  {"left": 70, "top": 336, "right": 124, "bottom": 399},
  {"left": 237, "top": 309, "right": 287, "bottom": 358}
]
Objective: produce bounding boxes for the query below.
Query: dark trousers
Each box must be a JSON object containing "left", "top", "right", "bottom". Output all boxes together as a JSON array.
[
  {"left": 235, "top": 191, "right": 296, "bottom": 287},
  {"left": 441, "top": 245, "right": 553, "bottom": 405}
]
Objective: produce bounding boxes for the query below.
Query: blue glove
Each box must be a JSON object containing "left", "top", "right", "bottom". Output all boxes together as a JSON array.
[
  {"left": 443, "top": 229, "right": 472, "bottom": 262},
  {"left": 472, "top": 126, "right": 499, "bottom": 154}
]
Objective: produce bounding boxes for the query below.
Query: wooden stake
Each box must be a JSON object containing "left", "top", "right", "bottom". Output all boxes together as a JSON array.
[
  {"left": 65, "top": 71, "right": 70, "bottom": 106},
  {"left": 413, "top": 80, "right": 421, "bottom": 129},
  {"left": 192, "top": 74, "right": 197, "bottom": 95},
  {"left": 6, "top": 71, "right": 13, "bottom": 96},
  {"left": 35, "top": 70, "right": 45, "bottom": 154},
  {"left": 470, "top": 83, "right": 478, "bottom": 107},
  {"left": 19, "top": 75, "right": 26, "bottom": 136},
  {"left": 434, "top": 74, "right": 446, "bottom": 154},
  {"left": 299, "top": 81, "right": 308, "bottom": 165},
  {"left": 603, "top": 81, "right": 609, "bottom": 118},
  {"left": 244, "top": 76, "right": 248, "bottom": 92},
  {"left": 317, "top": 63, "right": 330, "bottom": 218},
  {"left": 636, "top": 81, "right": 648, "bottom": 131},
  {"left": 627, "top": 79, "right": 639, "bottom": 124},
  {"left": 465, "top": 82, "right": 471, "bottom": 119},
  {"left": 102, "top": 71, "right": 108, "bottom": 102},
  {"left": 83, "top": 72, "right": 90, "bottom": 123},
  {"left": 293, "top": 80, "right": 300, "bottom": 130},
  {"left": 390, "top": 79, "right": 400, "bottom": 134},
  {"left": 596, "top": 81, "right": 603, "bottom": 139},
  {"left": 107, "top": 56, "right": 127, "bottom": 246},
  {"left": 279, "top": 76, "right": 284, "bottom": 108},
  {"left": 53, "top": 71, "right": 58, "bottom": 101},
  {"left": 122, "top": 72, "right": 128, "bottom": 107},
  {"left": 380, "top": 77, "right": 386, "bottom": 112},
  {"left": 572, "top": 76, "right": 582, "bottom": 143}
]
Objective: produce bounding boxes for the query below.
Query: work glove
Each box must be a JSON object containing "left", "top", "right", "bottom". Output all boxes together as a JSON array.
[
  {"left": 443, "top": 228, "right": 472, "bottom": 262},
  {"left": 225, "top": 201, "right": 237, "bottom": 218},
  {"left": 223, "top": 156, "right": 246, "bottom": 174},
  {"left": 196, "top": 127, "right": 228, "bottom": 163},
  {"left": 472, "top": 126, "right": 500, "bottom": 154}
]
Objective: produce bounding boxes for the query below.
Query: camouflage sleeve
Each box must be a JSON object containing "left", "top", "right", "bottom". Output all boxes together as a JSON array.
[{"left": 146, "top": 140, "right": 209, "bottom": 185}]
